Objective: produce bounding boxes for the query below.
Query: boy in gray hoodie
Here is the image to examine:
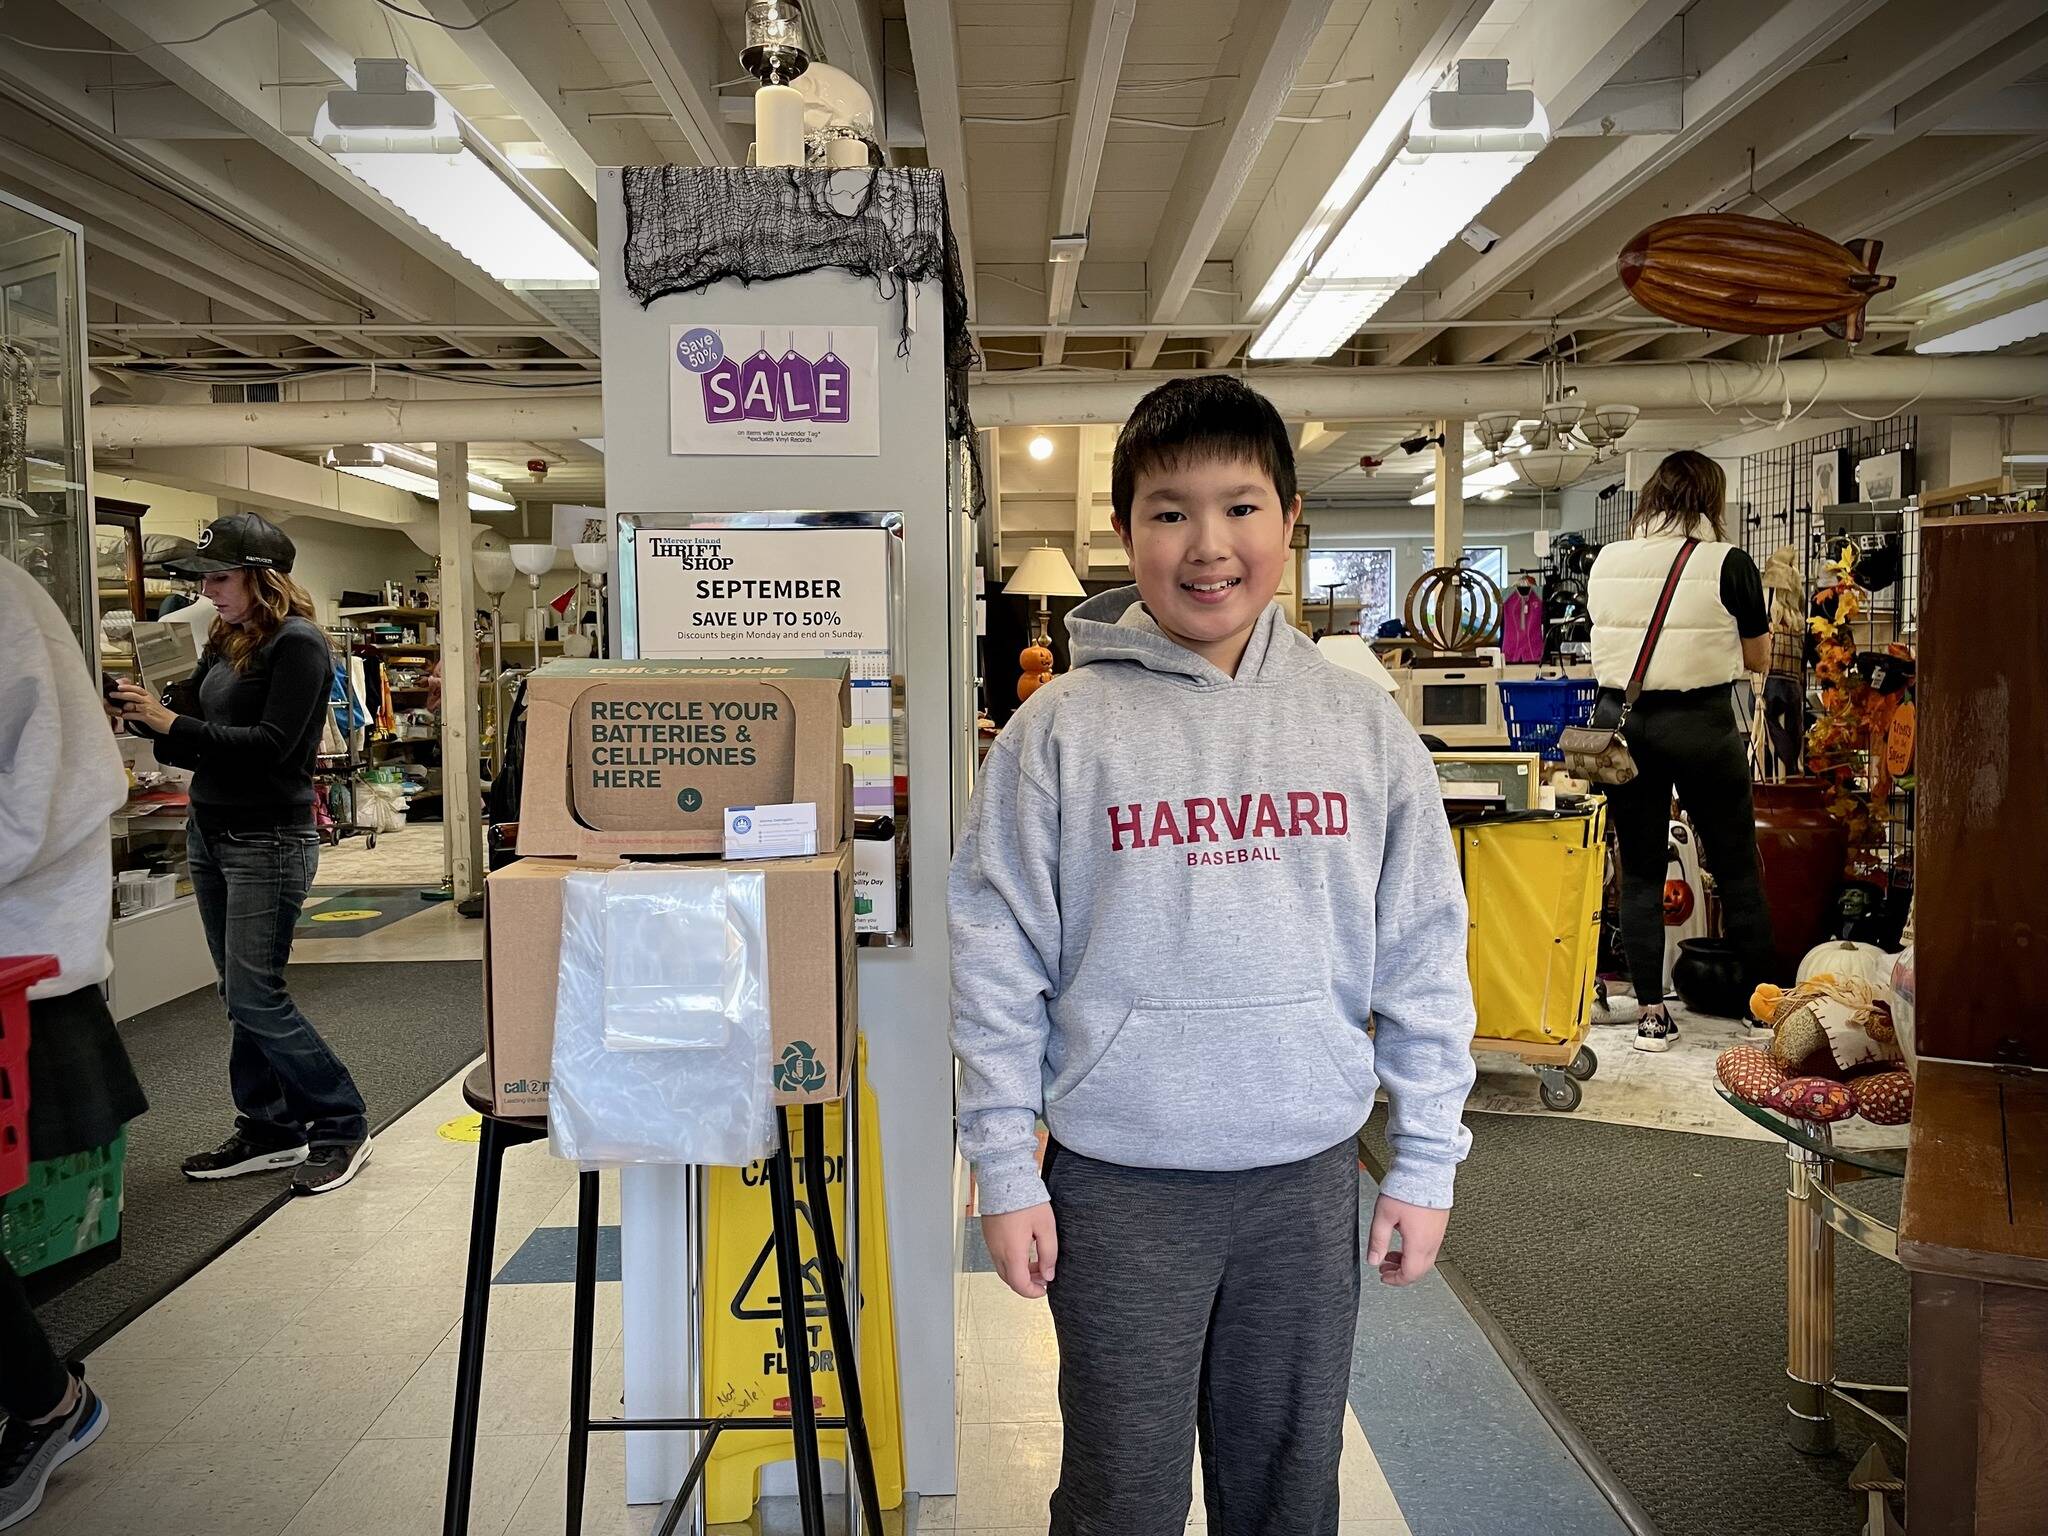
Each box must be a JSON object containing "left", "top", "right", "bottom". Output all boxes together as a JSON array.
[{"left": 949, "top": 376, "right": 1478, "bottom": 1535}]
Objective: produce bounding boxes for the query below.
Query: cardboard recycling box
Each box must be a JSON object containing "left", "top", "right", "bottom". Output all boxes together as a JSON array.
[
  {"left": 483, "top": 844, "right": 856, "bottom": 1116},
  {"left": 517, "top": 657, "right": 851, "bottom": 859}
]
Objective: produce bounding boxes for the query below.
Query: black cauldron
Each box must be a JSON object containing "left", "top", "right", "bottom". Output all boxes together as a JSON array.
[{"left": 1671, "top": 938, "right": 1750, "bottom": 1018}]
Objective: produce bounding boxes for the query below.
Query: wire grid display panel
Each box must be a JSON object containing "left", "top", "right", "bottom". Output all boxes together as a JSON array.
[
  {"left": 1738, "top": 417, "right": 1919, "bottom": 878},
  {"left": 1592, "top": 489, "right": 1635, "bottom": 547}
]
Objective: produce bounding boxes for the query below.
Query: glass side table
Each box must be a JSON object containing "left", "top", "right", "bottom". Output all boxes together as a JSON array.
[{"left": 1715, "top": 1087, "right": 1907, "bottom": 1461}]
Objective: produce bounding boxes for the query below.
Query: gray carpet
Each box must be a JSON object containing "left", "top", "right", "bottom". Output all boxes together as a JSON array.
[
  {"left": 32, "top": 961, "right": 485, "bottom": 1358},
  {"left": 1362, "top": 1114, "right": 1905, "bottom": 1536}
]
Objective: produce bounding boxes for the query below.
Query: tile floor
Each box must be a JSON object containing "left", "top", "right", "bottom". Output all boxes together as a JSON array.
[
  {"left": 314, "top": 822, "right": 452, "bottom": 889},
  {"left": 31, "top": 1053, "right": 1418, "bottom": 1536},
  {"left": 26, "top": 904, "right": 1642, "bottom": 1536}
]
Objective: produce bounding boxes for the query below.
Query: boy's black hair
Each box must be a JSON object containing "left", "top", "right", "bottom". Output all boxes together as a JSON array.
[{"left": 1110, "top": 375, "right": 1297, "bottom": 525}]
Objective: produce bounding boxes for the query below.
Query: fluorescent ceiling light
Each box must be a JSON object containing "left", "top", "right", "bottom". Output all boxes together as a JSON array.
[
  {"left": 323, "top": 444, "right": 515, "bottom": 512},
  {"left": 1408, "top": 460, "right": 1523, "bottom": 502},
  {"left": 313, "top": 61, "right": 596, "bottom": 285},
  {"left": 1914, "top": 294, "right": 2048, "bottom": 354},
  {"left": 1252, "top": 62, "right": 1548, "bottom": 361}
]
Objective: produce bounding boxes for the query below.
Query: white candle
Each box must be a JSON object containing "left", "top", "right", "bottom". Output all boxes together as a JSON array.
[{"left": 755, "top": 82, "right": 805, "bottom": 167}]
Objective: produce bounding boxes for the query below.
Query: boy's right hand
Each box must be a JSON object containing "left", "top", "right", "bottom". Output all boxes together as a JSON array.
[{"left": 982, "top": 1204, "right": 1058, "bottom": 1299}]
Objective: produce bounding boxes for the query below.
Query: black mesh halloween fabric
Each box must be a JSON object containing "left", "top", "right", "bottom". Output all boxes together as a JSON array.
[{"left": 621, "top": 166, "right": 983, "bottom": 509}]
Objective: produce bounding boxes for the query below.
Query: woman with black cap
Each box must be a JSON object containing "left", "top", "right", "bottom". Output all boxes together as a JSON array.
[{"left": 109, "top": 511, "right": 372, "bottom": 1195}]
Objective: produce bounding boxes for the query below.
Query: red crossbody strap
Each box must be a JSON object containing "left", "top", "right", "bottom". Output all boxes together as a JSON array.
[{"left": 1624, "top": 539, "right": 1700, "bottom": 704}]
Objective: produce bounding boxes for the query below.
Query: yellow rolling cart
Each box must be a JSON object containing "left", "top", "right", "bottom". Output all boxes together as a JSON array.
[{"left": 1455, "top": 801, "right": 1607, "bottom": 1111}]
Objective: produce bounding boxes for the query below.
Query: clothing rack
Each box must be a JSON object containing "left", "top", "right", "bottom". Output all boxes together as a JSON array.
[{"left": 317, "top": 625, "right": 380, "bottom": 848}]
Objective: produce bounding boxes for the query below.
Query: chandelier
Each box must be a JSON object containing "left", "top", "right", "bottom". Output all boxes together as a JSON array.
[{"left": 1475, "top": 364, "right": 1639, "bottom": 491}]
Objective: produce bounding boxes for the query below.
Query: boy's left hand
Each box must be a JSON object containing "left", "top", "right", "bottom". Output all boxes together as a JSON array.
[{"left": 1366, "top": 1195, "right": 1449, "bottom": 1287}]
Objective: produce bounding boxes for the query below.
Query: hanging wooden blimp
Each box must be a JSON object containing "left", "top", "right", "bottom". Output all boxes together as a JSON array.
[{"left": 1618, "top": 213, "right": 1895, "bottom": 341}]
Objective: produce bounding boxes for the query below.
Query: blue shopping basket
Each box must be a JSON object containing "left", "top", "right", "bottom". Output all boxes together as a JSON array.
[{"left": 1498, "top": 678, "right": 1601, "bottom": 761}]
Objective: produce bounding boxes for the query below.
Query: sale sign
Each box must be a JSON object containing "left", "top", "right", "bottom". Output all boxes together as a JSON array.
[{"left": 669, "top": 324, "right": 879, "bottom": 456}]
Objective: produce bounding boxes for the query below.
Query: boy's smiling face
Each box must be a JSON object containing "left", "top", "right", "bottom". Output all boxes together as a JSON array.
[{"left": 1116, "top": 454, "right": 1301, "bottom": 677}]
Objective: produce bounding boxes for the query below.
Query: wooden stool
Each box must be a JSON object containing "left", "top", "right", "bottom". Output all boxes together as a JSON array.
[{"left": 442, "top": 1067, "right": 881, "bottom": 1536}]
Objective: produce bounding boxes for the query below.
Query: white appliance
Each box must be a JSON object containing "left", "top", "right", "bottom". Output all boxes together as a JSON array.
[{"left": 1400, "top": 655, "right": 1505, "bottom": 747}]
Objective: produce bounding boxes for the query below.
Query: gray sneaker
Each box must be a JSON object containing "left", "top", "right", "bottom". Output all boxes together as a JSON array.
[
  {"left": 0, "top": 1370, "right": 106, "bottom": 1530},
  {"left": 292, "top": 1137, "right": 373, "bottom": 1196}
]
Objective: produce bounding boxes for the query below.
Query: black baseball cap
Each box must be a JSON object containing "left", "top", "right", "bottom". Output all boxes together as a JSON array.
[{"left": 165, "top": 511, "right": 296, "bottom": 575}]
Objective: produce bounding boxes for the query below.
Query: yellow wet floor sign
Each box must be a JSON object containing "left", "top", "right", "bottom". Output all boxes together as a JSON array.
[{"left": 701, "top": 1039, "right": 903, "bottom": 1521}]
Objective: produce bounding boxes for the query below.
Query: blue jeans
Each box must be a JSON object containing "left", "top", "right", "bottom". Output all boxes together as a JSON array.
[{"left": 186, "top": 818, "right": 368, "bottom": 1147}]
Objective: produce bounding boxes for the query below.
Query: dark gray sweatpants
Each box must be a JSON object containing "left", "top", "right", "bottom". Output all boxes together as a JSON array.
[{"left": 1042, "top": 1137, "right": 1362, "bottom": 1536}]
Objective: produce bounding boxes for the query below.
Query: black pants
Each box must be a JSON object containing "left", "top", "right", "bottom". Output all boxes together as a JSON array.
[
  {"left": 1603, "top": 687, "right": 1775, "bottom": 1007},
  {"left": 1042, "top": 1138, "right": 1360, "bottom": 1536},
  {"left": 0, "top": 1252, "right": 68, "bottom": 1420}
]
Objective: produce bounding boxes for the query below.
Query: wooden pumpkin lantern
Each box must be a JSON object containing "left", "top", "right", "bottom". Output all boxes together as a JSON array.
[{"left": 1618, "top": 214, "right": 1895, "bottom": 341}]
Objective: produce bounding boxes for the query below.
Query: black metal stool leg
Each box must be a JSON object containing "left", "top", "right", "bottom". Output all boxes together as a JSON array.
[
  {"left": 444, "top": 1116, "right": 512, "bottom": 1536},
  {"left": 564, "top": 1169, "right": 601, "bottom": 1536},
  {"left": 803, "top": 1103, "right": 883, "bottom": 1536},
  {"left": 768, "top": 1110, "right": 829, "bottom": 1536}
]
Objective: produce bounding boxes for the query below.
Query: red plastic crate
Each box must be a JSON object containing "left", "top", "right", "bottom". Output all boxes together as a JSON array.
[{"left": 0, "top": 956, "right": 59, "bottom": 1199}]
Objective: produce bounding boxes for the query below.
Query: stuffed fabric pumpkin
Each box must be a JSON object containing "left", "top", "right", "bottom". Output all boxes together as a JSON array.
[
  {"left": 1716, "top": 1045, "right": 1788, "bottom": 1106},
  {"left": 1851, "top": 1070, "right": 1914, "bottom": 1125},
  {"left": 1767, "top": 1077, "right": 1858, "bottom": 1123}
]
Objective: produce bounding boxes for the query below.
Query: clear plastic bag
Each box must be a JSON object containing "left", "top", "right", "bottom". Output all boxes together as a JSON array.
[
  {"left": 600, "top": 869, "right": 766, "bottom": 1051},
  {"left": 548, "top": 868, "right": 776, "bottom": 1167}
]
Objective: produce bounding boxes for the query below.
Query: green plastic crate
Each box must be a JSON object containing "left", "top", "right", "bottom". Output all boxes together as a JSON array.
[{"left": 1, "top": 1129, "right": 126, "bottom": 1277}]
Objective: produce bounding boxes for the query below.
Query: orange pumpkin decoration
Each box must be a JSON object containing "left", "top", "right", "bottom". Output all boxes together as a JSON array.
[
  {"left": 1662, "top": 878, "right": 1695, "bottom": 926},
  {"left": 1017, "top": 671, "right": 1051, "bottom": 702},
  {"left": 1618, "top": 214, "right": 1895, "bottom": 340},
  {"left": 1021, "top": 644, "right": 1054, "bottom": 673}
]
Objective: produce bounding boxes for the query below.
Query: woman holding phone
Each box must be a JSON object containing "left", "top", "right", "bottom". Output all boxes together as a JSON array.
[{"left": 111, "top": 512, "right": 371, "bottom": 1194}]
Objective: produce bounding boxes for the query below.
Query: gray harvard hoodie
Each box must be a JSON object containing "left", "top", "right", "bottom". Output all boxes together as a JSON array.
[{"left": 950, "top": 587, "right": 1478, "bottom": 1218}]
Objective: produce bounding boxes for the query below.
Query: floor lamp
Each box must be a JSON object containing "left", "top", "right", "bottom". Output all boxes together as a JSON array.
[
  {"left": 1003, "top": 545, "right": 1084, "bottom": 702},
  {"left": 573, "top": 541, "right": 608, "bottom": 658},
  {"left": 473, "top": 535, "right": 518, "bottom": 774},
  {"left": 509, "top": 543, "right": 556, "bottom": 672}
]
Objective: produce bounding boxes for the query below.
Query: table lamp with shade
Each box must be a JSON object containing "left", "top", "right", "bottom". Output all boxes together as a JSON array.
[
  {"left": 1003, "top": 545, "right": 1084, "bottom": 702},
  {"left": 509, "top": 542, "right": 556, "bottom": 671}
]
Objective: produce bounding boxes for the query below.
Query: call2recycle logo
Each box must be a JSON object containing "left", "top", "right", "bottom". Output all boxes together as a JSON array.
[{"left": 775, "top": 1042, "right": 828, "bottom": 1094}]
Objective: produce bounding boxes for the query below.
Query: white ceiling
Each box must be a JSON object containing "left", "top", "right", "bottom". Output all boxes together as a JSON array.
[{"left": 1, "top": 0, "right": 2044, "bottom": 513}]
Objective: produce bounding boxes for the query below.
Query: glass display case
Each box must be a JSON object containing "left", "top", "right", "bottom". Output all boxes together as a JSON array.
[{"left": 0, "top": 189, "right": 94, "bottom": 659}]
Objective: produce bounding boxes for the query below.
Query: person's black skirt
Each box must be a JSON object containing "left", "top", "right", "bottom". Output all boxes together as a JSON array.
[{"left": 26, "top": 983, "right": 149, "bottom": 1160}]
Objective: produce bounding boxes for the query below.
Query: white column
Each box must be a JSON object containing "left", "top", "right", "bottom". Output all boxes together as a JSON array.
[
  {"left": 436, "top": 443, "right": 484, "bottom": 903},
  {"left": 1433, "top": 417, "right": 1465, "bottom": 568}
]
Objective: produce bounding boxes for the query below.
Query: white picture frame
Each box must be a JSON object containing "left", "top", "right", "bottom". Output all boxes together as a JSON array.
[
  {"left": 1809, "top": 448, "right": 1849, "bottom": 510},
  {"left": 1856, "top": 450, "right": 1907, "bottom": 503}
]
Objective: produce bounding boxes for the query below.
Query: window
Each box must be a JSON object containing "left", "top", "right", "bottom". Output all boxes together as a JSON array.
[
  {"left": 1422, "top": 545, "right": 1509, "bottom": 588},
  {"left": 1304, "top": 548, "right": 1396, "bottom": 635}
]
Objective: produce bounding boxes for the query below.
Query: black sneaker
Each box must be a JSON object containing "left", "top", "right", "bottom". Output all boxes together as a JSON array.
[
  {"left": 292, "top": 1138, "right": 373, "bottom": 1196},
  {"left": 0, "top": 1368, "right": 106, "bottom": 1531},
  {"left": 182, "top": 1131, "right": 309, "bottom": 1181},
  {"left": 1634, "top": 1011, "right": 1678, "bottom": 1053}
]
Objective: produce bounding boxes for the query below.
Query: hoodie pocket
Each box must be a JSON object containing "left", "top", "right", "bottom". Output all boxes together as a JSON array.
[{"left": 1049, "top": 990, "right": 1376, "bottom": 1150}]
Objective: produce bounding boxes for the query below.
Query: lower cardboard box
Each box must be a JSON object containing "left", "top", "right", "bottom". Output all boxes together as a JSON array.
[{"left": 483, "top": 843, "right": 855, "bottom": 1117}]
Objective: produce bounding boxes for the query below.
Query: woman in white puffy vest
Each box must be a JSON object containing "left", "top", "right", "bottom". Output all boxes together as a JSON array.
[{"left": 1588, "top": 452, "right": 1773, "bottom": 1052}]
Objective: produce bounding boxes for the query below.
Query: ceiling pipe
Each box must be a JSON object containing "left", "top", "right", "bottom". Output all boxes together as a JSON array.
[
  {"left": 64, "top": 395, "right": 605, "bottom": 453},
  {"left": 969, "top": 356, "right": 2048, "bottom": 427},
  {"left": 28, "top": 356, "right": 2048, "bottom": 450}
]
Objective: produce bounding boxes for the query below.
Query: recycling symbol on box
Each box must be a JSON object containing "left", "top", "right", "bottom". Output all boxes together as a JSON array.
[{"left": 775, "top": 1041, "right": 828, "bottom": 1094}]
